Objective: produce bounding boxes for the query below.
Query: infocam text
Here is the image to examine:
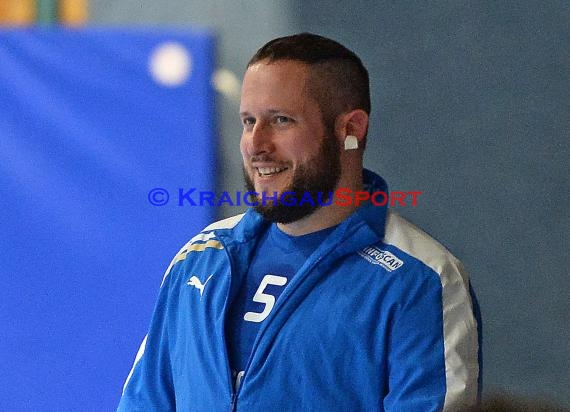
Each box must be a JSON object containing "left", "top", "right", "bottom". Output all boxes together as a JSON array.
[{"left": 148, "top": 188, "right": 422, "bottom": 207}]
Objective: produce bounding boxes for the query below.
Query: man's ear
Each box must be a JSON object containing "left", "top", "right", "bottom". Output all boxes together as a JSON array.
[{"left": 335, "top": 109, "right": 369, "bottom": 144}]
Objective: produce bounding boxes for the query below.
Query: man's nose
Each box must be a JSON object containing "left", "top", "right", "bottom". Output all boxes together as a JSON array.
[{"left": 249, "top": 122, "right": 274, "bottom": 155}]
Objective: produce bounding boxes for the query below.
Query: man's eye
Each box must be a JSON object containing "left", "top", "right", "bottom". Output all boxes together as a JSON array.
[
  {"left": 275, "top": 116, "right": 291, "bottom": 124},
  {"left": 242, "top": 117, "right": 255, "bottom": 126}
]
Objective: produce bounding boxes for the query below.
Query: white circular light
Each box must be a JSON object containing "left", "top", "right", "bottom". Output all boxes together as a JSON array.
[
  {"left": 212, "top": 68, "right": 241, "bottom": 102},
  {"left": 149, "top": 42, "right": 192, "bottom": 87}
]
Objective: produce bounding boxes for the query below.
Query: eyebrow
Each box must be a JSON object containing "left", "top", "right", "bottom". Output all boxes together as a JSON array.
[{"left": 239, "top": 109, "right": 285, "bottom": 117}]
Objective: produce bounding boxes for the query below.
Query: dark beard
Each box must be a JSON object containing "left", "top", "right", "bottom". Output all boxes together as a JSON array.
[{"left": 243, "top": 134, "right": 341, "bottom": 224}]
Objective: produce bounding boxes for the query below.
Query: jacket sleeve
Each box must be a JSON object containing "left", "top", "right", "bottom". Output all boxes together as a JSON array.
[
  {"left": 383, "top": 261, "right": 480, "bottom": 412},
  {"left": 116, "top": 270, "right": 177, "bottom": 411}
]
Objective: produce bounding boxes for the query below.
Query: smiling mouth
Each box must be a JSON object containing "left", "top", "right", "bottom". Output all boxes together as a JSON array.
[{"left": 256, "top": 166, "right": 289, "bottom": 177}]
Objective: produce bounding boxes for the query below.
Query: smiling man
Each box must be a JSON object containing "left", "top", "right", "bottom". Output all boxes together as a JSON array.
[
  {"left": 118, "top": 33, "right": 481, "bottom": 411},
  {"left": 240, "top": 41, "right": 369, "bottom": 231}
]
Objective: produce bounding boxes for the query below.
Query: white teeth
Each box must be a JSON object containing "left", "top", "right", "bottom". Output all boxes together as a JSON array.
[{"left": 257, "top": 167, "right": 286, "bottom": 176}]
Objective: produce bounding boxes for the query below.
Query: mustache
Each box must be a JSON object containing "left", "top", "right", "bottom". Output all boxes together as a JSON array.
[
  {"left": 250, "top": 154, "right": 274, "bottom": 163},
  {"left": 249, "top": 155, "right": 290, "bottom": 165}
]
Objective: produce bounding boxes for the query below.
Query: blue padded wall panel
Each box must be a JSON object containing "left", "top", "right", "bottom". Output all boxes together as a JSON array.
[{"left": 0, "top": 28, "right": 216, "bottom": 411}]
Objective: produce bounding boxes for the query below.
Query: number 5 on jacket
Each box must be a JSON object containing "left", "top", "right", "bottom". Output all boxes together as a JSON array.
[{"left": 244, "top": 274, "right": 288, "bottom": 323}]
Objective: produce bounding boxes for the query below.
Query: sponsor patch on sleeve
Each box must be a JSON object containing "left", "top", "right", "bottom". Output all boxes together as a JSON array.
[{"left": 358, "top": 246, "right": 404, "bottom": 272}]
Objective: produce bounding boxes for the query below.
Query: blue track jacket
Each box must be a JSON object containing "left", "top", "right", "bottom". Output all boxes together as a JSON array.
[{"left": 118, "top": 170, "right": 480, "bottom": 411}]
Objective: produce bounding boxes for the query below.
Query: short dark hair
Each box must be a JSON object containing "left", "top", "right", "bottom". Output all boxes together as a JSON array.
[{"left": 248, "top": 33, "right": 370, "bottom": 136}]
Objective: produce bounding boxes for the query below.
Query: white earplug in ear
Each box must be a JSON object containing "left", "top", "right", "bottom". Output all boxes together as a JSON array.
[{"left": 344, "top": 135, "right": 359, "bottom": 151}]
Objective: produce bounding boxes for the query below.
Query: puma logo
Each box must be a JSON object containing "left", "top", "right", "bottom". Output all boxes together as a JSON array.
[{"left": 187, "top": 275, "right": 213, "bottom": 298}]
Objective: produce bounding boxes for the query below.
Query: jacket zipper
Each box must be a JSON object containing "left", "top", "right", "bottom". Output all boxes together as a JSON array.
[{"left": 229, "top": 392, "right": 237, "bottom": 412}]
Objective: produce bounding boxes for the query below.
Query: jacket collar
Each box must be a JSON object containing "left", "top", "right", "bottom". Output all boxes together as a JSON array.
[{"left": 354, "top": 168, "right": 389, "bottom": 240}]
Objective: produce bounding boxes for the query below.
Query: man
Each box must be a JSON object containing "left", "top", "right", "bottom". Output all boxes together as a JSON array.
[{"left": 118, "top": 33, "right": 481, "bottom": 411}]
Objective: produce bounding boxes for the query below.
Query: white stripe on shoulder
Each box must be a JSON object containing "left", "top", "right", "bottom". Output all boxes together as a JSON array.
[
  {"left": 159, "top": 214, "right": 246, "bottom": 287},
  {"left": 384, "top": 210, "right": 479, "bottom": 411},
  {"left": 188, "top": 231, "right": 217, "bottom": 244},
  {"left": 203, "top": 213, "right": 246, "bottom": 232}
]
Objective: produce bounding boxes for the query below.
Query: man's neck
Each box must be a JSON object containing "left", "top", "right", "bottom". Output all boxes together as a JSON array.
[
  {"left": 276, "top": 203, "right": 356, "bottom": 236},
  {"left": 277, "top": 173, "right": 364, "bottom": 236}
]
